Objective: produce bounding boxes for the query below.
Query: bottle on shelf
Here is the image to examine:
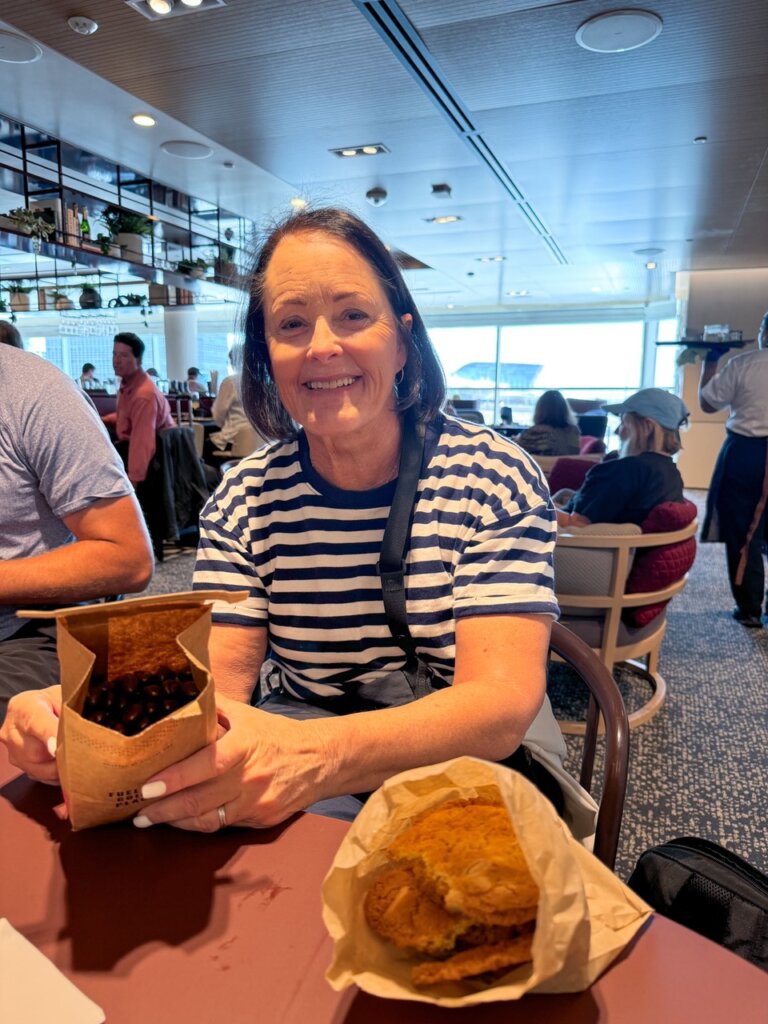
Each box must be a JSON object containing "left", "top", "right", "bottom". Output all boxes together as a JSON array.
[
  {"left": 69, "top": 202, "right": 81, "bottom": 246},
  {"left": 80, "top": 207, "right": 91, "bottom": 240}
]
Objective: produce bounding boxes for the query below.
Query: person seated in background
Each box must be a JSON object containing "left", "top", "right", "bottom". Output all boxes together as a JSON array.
[
  {"left": 204, "top": 347, "right": 264, "bottom": 464},
  {"left": 79, "top": 362, "right": 99, "bottom": 388},
  {"left": 186, "top": 366, "right": 207, "bottom": 394},
  {"left": 516, "top": 390, "right": 581, "bottom": 456},
  {"left": 555, "top": 388, "right": 688, "bottom": 528},
  {"left": 104, "top": 333, "right": 175, "bottom": 486},
  {"left": 0, "top": 320, "right": 23, "bottom": 348},
  {"left": 146, "top": 367, "right": 160, "bottom": 385},
  {"left": 1, "top": 206, "right": 580, "bottom": 833},
  {"left": 0, "top": 345, "right": 153, "bottom": 726}
]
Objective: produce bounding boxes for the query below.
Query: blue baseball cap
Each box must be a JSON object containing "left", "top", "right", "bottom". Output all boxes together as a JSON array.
[{"left": 603, "top": 388, "right": 689, "bottom": 431}]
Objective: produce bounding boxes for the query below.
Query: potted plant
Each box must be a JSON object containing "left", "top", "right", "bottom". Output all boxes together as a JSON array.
[
  {"left": 0, "top": 296, "right": 7, "bottom": 313},
  {"left": 79, "top": 283, "right": 102, "bottom": 309},
  {"left": 100, "top": 206, "right": 153, "bottom": 262},
  {"left": 175, "top": 256, "right": 210, "bottom": 280},
  {"left": 96, "top": 232, "right": 122, "bottom": 258},
  {"left": 7, "top": 281, "right": 34, "bottom": 312},
  {"left": 214, "top": 242, "right": 238, "bottom": 280},
  {"left": 51, "top": 289, "right": 73, "bottom": 310},
  {"left": 7, "top": 207, "right": 55, "bottom": 242}
]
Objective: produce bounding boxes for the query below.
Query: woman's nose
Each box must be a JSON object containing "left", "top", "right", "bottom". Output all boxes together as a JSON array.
[{"left": 307, "top": 318, "right": 341, "bottom": 360}]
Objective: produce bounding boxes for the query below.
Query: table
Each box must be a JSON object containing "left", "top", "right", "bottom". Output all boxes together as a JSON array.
[{"left": 2, "top": 745, "right": 766, "bottom": 1023}]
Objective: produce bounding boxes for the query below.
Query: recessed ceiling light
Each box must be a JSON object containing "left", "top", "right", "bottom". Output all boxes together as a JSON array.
[
  {"left": 148, "top": 0, "right": 174, "bottom": 13},
  {"left": 507, "top": 290, "right": 530, "bottom": 297},
  {"left": 693, "top": 135, "right": 708, "bottom": 144},
  {"left": 425, "top": 214, "right": 462, "bottom": 224},
  {"left": 634, "top": 247, "right": 664, "bottom": 255},
  {"left": 447, "top": 303, "right": 454, "bottom": 309},
  {"left": 476, "top": 255, "right": 505, "bottom": 263},
  {"left": 161, "top": 139, "right": 213, "bottom": 159},
  {"left": 290, "top": 197, "right": 307, "bottom": 209},
  {"left": 645, "top": 261, "right": 657, "bottom": 270},
  {"left": 132, "top": 113, "right": 156, "bottom": 127},
  {"left": 331, "top": 143, "right": 389, "bottom": 158},
  {"left": 0, "top": 30, "right": 43, "bottom": 63},
  {"left": 181, "top": 0, "right": 204, "bottom": 6},
  {"left": 575, "top": 9, "right": 663, "bottom": 53}
]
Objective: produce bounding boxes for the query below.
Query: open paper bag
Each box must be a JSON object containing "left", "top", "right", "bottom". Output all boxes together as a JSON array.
[
  {"left": 23, "top": 590, "right": 245, "bottom": 830},
  {"left": 322, "top": 756, "right": 651, "bottom": 1007}
]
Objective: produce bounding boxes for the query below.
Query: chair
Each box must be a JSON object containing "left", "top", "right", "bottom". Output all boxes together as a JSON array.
[
  {"left": 456, "top": 409, "right": 485, "bottom": 424},
  {"left": 554, "top": 500, "right": 698, "bottom": 731},
  {"left": 549, "top": 621, "right": 629, "bottom": 869},
  {"left": 579, "top": 435, "right": 607, "bottom": 455},
  {"left": 209, "top": 422, "right": 262, "bottom": 461},
  {"left": 136, "top": 426, "right": 210, "bottom": 562},
  {"left": 534, "top": 454, "right": 602, "bottom": 490}
]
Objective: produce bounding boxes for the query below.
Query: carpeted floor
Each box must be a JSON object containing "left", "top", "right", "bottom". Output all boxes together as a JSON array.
[{"left": 146, "top": 489, "right": 768, "bottom": 881}]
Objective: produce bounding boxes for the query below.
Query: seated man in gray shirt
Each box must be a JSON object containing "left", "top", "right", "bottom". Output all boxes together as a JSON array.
[{"left": 0, "top": 346, "right": 154, "bottom": 725}]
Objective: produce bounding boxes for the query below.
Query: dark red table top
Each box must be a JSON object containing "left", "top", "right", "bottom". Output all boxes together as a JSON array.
[{"left": 2, "top": 744, "right": 766, "bottom": 1023}]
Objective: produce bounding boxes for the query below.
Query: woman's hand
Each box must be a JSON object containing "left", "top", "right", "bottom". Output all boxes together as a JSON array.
[
  {"left": 0, "top": 686, "right": 62, "bottom": 785},
  {"left": 132, "top": 694, "right": 331, "bottom": 832}
]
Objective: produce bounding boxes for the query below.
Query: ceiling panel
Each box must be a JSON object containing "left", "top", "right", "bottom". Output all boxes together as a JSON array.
[{"left": 0, "top": 0, "right": 766, "bottom": 311}]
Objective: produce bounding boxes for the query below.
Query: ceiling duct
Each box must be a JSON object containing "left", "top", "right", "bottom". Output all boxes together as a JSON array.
[{"left": 354, "top": 0, "right": 568, "bottom": 265}]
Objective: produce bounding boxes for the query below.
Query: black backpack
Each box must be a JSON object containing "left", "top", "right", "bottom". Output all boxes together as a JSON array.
[{"left": 628, "top": 836, "right": 768, "bottom": 971}]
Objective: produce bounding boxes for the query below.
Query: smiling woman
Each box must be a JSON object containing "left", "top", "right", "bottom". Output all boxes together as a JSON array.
[{"left": 1, "top": 207, "right": 594, "bottom": 841}]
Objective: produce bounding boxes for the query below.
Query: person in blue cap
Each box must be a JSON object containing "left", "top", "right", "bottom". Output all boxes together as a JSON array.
[
  {"left": 555, "top": 387, "right": 688, "bottom": 528},
  {"left": 699, "top": 312, "right": 768, "bottom": 628}
]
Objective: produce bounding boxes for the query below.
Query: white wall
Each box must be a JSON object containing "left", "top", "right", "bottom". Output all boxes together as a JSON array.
[{"left": 677, "top": 268, "right": 768, "bottom": 488}]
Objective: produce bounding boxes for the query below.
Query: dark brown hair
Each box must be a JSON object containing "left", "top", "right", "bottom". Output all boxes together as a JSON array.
[
  {"left": 241, "top": 207, "right": 445, "bottom": 439},
  {"left": 113, "top": 332, "right": 145, "bottom": 360},
  {"left": 0, "top": 320, "right": 23, "bottom": 348},
  {"left": 533, "top": 389, "right": 576, "bottom": 429}
]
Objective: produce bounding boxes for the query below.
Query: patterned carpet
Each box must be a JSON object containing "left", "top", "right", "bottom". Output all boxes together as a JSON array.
[{"left": 147, "top": 489, "right": 768, "bottom": 881}]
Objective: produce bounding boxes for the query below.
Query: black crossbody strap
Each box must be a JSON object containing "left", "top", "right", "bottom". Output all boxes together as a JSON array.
[{"left": 378, "top": 413, "right": 425, "bottom": 665}]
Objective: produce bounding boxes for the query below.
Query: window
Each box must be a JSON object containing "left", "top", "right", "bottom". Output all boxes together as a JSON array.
[{"left": 428, "top": 320, "right": 647, "bottom": 426}]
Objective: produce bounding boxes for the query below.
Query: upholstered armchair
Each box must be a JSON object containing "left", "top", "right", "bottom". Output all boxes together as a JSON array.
[{"left": 553, "top": 499, "right": 698, "bottom": 731}]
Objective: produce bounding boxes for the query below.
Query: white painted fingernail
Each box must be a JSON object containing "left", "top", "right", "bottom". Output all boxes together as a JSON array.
[
  {"left": 141, "top": 781, "right": 167, "bottom": 799},
  {"left": 47, "top": 737, "right": 57, "bottom": 758},
  {"left": 133, "top": 815, "right": 154, "bottom": 829}
]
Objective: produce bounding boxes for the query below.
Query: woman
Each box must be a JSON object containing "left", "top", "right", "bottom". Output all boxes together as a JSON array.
[
  {"left": 1, "top": 208, "right": 575, "bottom": 833},
  {"left": 516, "top": 390, "right": 581, "bottom": 456},
  {"left": 207, "top": 347, "right": 259, "bottom": 455},
  {"left": 555, "top": 388, "right": 688, "bottom": 529}
]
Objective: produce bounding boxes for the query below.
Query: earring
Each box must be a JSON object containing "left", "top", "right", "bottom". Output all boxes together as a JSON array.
[{"left": 394, "top": 368, "right": 404, "bottom": 386}]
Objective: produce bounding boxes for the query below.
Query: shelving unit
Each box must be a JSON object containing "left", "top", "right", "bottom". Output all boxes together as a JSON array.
[{"left": 0, "top": 111, "right": 252, "bottom": 306}]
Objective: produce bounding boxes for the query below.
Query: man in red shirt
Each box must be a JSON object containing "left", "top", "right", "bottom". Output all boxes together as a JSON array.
[{"left": 109, "top": 333, "right": 174, "bottom": 484}]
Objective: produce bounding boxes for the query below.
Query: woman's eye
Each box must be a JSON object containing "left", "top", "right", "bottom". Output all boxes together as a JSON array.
[
  {"left": 342, "top": 309, "right": 369, "bottom": 323},
  {"left": 280, "top": 317, "right": 305, "bottom": 331}
]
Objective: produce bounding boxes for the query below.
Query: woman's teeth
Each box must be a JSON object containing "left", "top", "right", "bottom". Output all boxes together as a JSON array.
[{"left": 305, "top": 377, "right": 356, "bottom": 390}]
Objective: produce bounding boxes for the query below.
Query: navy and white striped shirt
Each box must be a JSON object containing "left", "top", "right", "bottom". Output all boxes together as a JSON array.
[{"left": 193, "top": 415, "right": 558, "bottom": 700}]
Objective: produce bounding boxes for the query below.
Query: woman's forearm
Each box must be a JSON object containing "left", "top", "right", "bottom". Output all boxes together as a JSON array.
[{"left": 310, "top": 675, "right": 545, "bottom": 801}]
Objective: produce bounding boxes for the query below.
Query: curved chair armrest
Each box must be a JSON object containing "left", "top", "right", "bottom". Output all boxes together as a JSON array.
[
  {"left": 557, "top": 519, "right": 698, "bottom": 548},
  {"left": 549, "top": 622, "right": 629, "bottom": 868}
]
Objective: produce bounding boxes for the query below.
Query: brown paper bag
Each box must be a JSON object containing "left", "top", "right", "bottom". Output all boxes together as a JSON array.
[
  {"left": 24, "top": 590, "right": 246, "bottom": 830},
  {"left": 322, "top": 756, "right": 651, "bottom": 1007}
]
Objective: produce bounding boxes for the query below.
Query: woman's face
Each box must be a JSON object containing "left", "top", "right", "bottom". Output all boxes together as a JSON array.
[{"left": 262, "top": 231, "right": 410, "bottom": 445}]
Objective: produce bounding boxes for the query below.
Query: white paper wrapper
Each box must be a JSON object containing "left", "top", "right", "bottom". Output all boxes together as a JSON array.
[{"left": 322, "top": 756, "right": 651, "bottom": 1007}]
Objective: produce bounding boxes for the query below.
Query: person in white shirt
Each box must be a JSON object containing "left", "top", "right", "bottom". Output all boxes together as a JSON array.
[{"left": 699, "top": 311, "right": 768, "bottom": 628}]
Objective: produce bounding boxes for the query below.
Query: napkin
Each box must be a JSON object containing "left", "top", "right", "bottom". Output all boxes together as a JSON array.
[{"left": 0, "top": 919, "right": 104, "bottom": 1024}]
